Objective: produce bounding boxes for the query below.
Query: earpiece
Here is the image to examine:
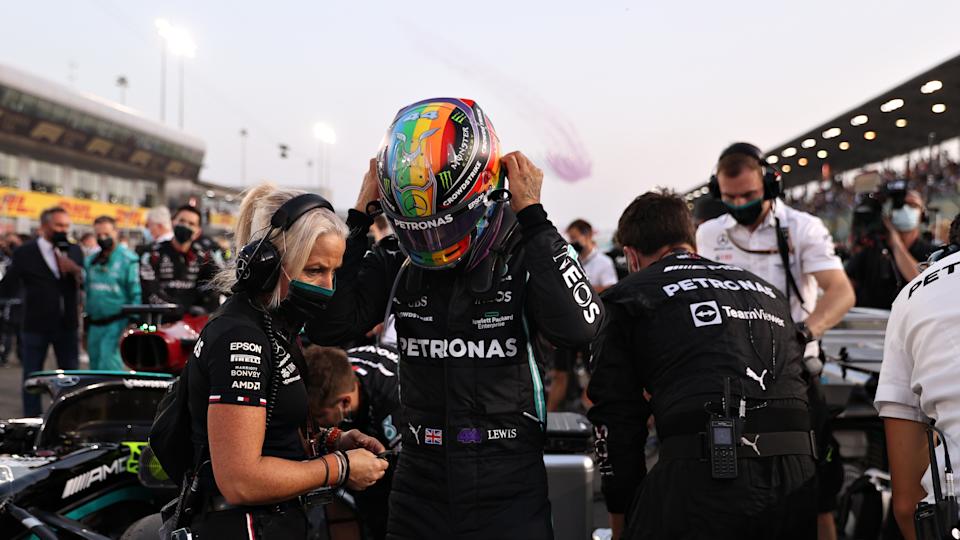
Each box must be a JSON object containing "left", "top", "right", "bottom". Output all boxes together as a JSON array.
[{"left": 708, "top": 142, "right": 781, "bottom": 201}]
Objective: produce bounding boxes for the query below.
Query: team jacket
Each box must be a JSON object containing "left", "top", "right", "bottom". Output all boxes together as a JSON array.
[
  {"left": 586, "top": 251, "right": 810, "bottom": 513},
  {"left": 306, "top": 205, "right": 603, "bottom": 540},
  {"left": 139, "top": 240, "right": 219, "bottom": 315},
  {"left": 344, "top": 345, "right": 402, "bottom": 450},
  {"left": 84, "top": 245, "right": 141, "bottom": 320}
]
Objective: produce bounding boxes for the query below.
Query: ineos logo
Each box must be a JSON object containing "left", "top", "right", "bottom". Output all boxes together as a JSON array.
[{"left": 690, "top": 300, "right": 722, "bottom": 327}]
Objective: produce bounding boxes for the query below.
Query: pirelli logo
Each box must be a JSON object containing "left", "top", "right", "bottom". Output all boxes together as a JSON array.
[
  {"left": 450, "top": 111, "right": 466, "bottom": 125},
  {"left": 437, "top": 170, "right": 453, "bottom": 190}
]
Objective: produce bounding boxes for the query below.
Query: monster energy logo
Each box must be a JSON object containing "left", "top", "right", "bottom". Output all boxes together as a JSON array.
[
  {"left": 451, "top": 111, "right": 466, "bottom": 124},
  {"left": 437, "top": 170, "right": 453, "bottom": 190}
]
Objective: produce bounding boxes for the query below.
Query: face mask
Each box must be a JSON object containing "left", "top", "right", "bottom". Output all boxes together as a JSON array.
[
  {"left": 278, "top": 279, "right": 335, "bottom": 326},
  {"left": 173, "top": 224, "right": 194, "bottom": 244},
  {"left": 570, "top": 241, "right": 584, "bottom": 254},
  {"left": 891, "top": 206, "right": 921, "bottom": 232},
  {"left": 142, "top": 227, "right": 154, "bottom": 244},
  {"left": 97, "top": 236, "right": 114, "bottom": 252},
  {"left": 723, "top": 199, "right": 764, "bottom": 227},
  {"left": 50, "top": 231, "right": 70, "bottom": 251}
]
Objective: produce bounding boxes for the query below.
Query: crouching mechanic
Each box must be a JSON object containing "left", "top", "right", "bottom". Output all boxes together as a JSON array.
[
  {"left": 588, "top": 191, "right": 817, "bottom": 540},
  {"left": 875, "top": 215, "right": 960, "bottom": 540},
  {"left": 304, "top": 345, "right": 401, "bottom": 540},
  {"left": 306, "top": 98, "right": 603, "bottom": 540}
]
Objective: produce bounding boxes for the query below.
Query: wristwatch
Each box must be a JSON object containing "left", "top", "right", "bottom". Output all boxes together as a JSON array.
[{"left": 795, "top": 321, "right": 816, "bottom": 344}]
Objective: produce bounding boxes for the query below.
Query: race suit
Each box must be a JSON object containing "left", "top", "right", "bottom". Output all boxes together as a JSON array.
[
  {"left": 343, "top": 344, "right": 402, "bottom": 540},
  {"left": 84, "top": 245, "right": 140, "bottom": 370},
  {"left": 139, "top": 240, "right": 219, "bottom": 320},
  {"left": 587, "top": 251, "right": 817, "bottom": 540},
  {"left": 306, "top": 205, "right": 604, "bottom": 540}
]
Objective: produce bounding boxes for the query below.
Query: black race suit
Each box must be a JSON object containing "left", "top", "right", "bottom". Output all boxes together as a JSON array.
[
  {"left": 306, "top": 205, "right": 604, "bottom": 540},
  {"left": 185, "top": 292, "right": 310, "bottom": 537},
  {"left": 139, "top": 240, "right": 219, "bottom": 319},
  {"left": 587, "top": 251, "right": 817, "bottom": 540},
  {"left": 342, "top": 345, "right": 402, "bottom": 540}
]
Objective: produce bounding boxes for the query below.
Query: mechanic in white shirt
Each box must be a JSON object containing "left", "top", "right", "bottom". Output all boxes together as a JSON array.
[
  {"left": 566, "top": 219, "right": 618, "bottom": 293},
  {"left": 696, "top": 143, "right": 855, "bottom": 356},
  {"left": 696, "top": 142, "right": 855, "bottom": 540},
  {"left": 875, "top": 217, "right": 960, "bottom": 540}
]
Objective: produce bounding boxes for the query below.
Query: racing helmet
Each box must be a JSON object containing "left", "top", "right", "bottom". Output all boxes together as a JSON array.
[{"left": 377, "top": 98, "right": 503, "bottom": 269}]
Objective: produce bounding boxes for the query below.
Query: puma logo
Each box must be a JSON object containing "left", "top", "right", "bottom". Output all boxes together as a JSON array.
[
  {"left": 740, "top": 434, "right": 761, "bottom": 456},
  {"left": 746, "top": 367, "right": 768, "bottom": 391},
  {"left": 408, "top": 423, "right": 422, "bottom": 445}
]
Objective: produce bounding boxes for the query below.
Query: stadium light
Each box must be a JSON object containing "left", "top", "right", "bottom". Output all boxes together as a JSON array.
[
  {"left": 313, "top": 122, "right": 337, "bottom": 145},
  {"left": 313, "top": 122, "right": 337, "bottom": 192},
  {"left": 766, "top": 155, "right": 779, "bottom": 164},
  {"left": 932, "top": 103, "right": 947, "bottom": 114},
  {"left": 156, "top": 19, "right": 196, "bottom": 58},
  {"left": 822, "top": 127, "right": 841, "bottom": 139},
  {"left": 782, "top": 147, "right": 797, "bottom": 158},
  {"left": 817, "top": 150, "right": 828, "bottom": 159},
  {"left": 880, "top": 98, "right": 904, "bottom": 113},
  {"left": 839, "top": 141, "right": 851, "bottom": 150},
  {"left": 781, "top": 164, "right": 792, "bottom": 173},
  {"left": 801, "top": 138, "right": 816, "bottom": 149},
  {"left": 798, "top": 157, "right": 809, "bottom": 166},
  {"left": 921, "top": 80, "right": 943, "bottom": 94},
  {"left": 851, "top": 114, "right": 869, "bottom": 126},
  {"left": 896, "top": 118, "right": 908, "bottom": 128},
  {"left": 864, "top": 131, "right": 877, "bottom": 140}
]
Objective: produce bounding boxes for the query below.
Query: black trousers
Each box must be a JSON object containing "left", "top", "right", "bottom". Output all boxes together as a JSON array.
[
  {"left": 624, "top": 455, "right": 818, "bottom": 540},
  {"left": 187, "top": 506, "right": 307, "bottom": 539}
]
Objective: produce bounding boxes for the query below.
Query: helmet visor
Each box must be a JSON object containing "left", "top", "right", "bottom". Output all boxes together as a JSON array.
[{"left": 384, "top": 192, "right": 491, "bottom": 255}]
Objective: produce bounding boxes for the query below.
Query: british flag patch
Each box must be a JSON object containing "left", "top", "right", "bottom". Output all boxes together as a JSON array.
[{"left": 424, "top": 428, "right": 442, "bottom": 445}]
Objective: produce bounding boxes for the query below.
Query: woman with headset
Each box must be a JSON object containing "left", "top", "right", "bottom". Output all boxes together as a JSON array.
[{"left": 184, "top": 183, "right": 388, "bottom": 537}]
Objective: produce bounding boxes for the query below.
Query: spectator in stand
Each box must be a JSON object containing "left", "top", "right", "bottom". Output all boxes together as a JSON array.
[
  {"left": 1, "top": 207, "right": 84, "bottom": 416},
  {"left": 846, "top": 190, "right": 937, "bottom": 309},
  {"left": 138, "top": 206, "right": 173, "bottom": 255},
  {"left": 84, "top": 216, "right": 140, "bottom": 371}
]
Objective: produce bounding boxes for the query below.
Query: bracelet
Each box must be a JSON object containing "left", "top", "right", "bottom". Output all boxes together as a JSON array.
[
  {"left": 342, "top": 451, "right": 351, "bottom": 487},
  {"left": 321, "top": 455, "right": 330, "bottom": 487},
  {"left": 325, "top": 427, "right": 343, "bottom": 453},
  {"left": 334, "top": 451, "right": 348, "bottom": 487}
]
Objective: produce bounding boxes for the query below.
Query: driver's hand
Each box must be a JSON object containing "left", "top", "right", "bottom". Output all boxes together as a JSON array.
[
  {"left": 355, "top": 158, "right": 381, "bottom": 212},
  {"left": 338, "top": 429, "right": 385, "bottom": 454}
]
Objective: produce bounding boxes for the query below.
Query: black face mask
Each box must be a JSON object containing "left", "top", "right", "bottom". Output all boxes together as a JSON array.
[
  {"left": 278, "top": 280, "right": 335, "bottom": 328},
  {"left": 723, "top": 199, "right": 764, "bottom": 227},
  {"left": 570, "top": 241, "right": 584, "bottom": 254},
  {"left": 173, "top": 225, "right": 194, "bottom": 244},
  {"left": 50, "top": 231, "right": 70, "bottom": 251},
  {"left": 97, "top": 236, "right": 115, "bottom": 252}
]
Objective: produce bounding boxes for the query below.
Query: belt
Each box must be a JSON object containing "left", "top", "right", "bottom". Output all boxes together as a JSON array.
[
  {"left": 659, "top": 430, "right": 818, "bottom": 462},
  {"left": 203, "top": 495, "right": 303, "bottom": 514},
  {"left": 87, "top": 313, "right": 127, "bottom": 326}
]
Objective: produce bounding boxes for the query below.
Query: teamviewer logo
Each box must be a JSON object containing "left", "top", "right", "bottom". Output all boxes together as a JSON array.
[{"left": 690, "top": 301, "right": 722, "bottom": 327}]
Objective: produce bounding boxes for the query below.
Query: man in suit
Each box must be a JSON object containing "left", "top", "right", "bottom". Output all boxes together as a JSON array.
[{"left": 2, "top": 207, "right": 84, "bottom": 416}]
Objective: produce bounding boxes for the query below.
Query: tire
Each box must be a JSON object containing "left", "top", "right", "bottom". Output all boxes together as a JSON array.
[{"left": 121, "top": 513, "right": 163, "bottom": 540}]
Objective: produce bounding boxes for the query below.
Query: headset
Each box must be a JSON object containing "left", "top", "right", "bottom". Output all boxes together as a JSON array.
[
  {"left": 708, "top": 142, "right": 782, "bottom": 201},
  {"left": 233, "top": 193, "right": 335, "bottom": 293}
]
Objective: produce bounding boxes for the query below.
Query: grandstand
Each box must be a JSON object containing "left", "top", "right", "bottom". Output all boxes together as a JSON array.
[
  {"left": 0, "top": 63, "right": 239, "bottom": 236},
  {"left": 685, "top": 52, "right": 960, "bottom": 242}
]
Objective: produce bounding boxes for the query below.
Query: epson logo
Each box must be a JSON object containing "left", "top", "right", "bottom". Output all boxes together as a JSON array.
[
  {"left": 230, "top": 342, "right": 262, "bottom": 353},
  {"left": 394, "top": 214, "right": 453, "bottom": 231}
]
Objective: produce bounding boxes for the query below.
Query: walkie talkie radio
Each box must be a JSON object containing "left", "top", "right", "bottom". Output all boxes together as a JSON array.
[{"left": 708, "top": 378, "right": 739, "bottom": 480}]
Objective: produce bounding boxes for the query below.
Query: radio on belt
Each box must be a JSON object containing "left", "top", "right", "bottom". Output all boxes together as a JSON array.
[{"left": 708, "top": 377, "right": 739, "bottom": 480}]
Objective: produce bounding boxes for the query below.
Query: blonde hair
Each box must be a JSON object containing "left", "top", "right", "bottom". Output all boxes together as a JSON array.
[{"left": 212, "top": 183, "right": 348, "bottom": 309}]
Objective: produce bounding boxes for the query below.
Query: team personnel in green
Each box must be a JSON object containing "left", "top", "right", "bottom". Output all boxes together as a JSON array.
[{"left": 84, "top": 215, "right": 140, "bottom": 370}]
